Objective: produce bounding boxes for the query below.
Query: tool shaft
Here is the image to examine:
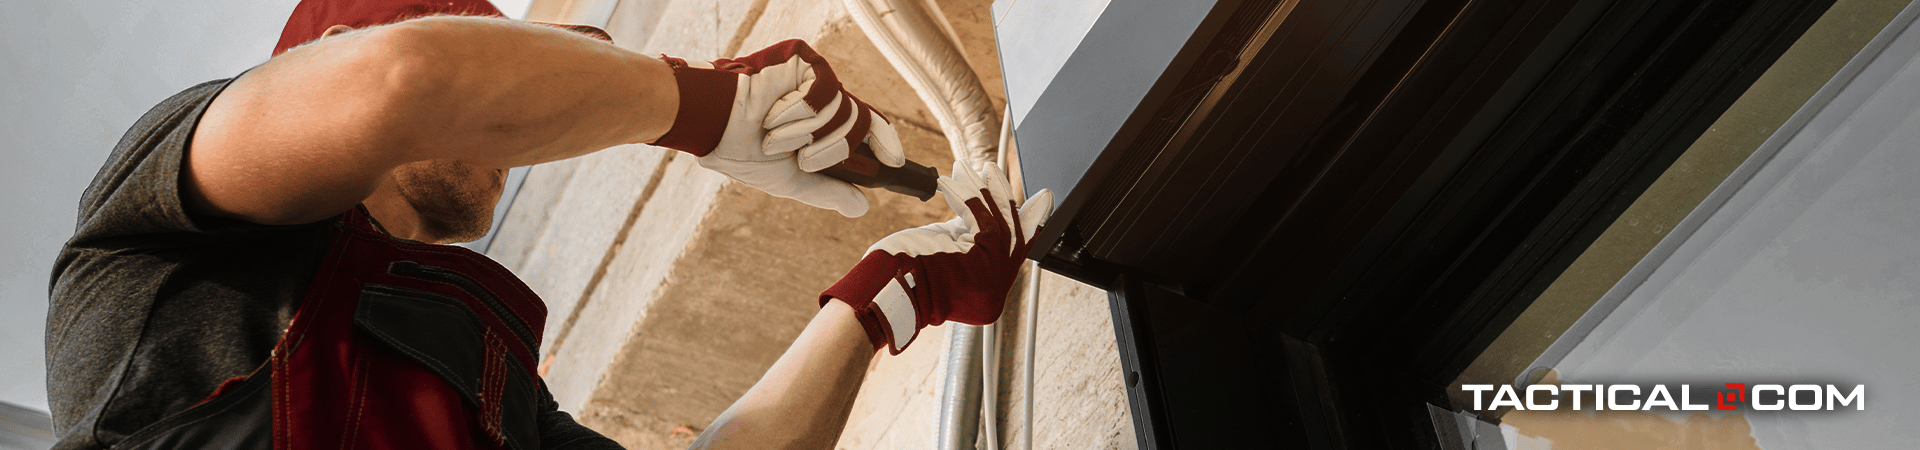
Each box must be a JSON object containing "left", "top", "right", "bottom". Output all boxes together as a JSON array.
[{"left": 818, "top": 144, "right": 938, "bottom": 201}]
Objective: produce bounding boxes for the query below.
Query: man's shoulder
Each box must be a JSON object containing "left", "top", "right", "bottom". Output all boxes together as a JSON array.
[
  {"left": 112, "top": 79, "right": 237, "bottom": 160},
  {"left": 70, "top": 78, "right": 240, "bottom": 246}
]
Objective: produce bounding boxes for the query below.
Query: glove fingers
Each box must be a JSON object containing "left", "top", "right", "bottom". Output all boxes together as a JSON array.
[
  {"left": 930, "top": 217, "right": 969, "bottom": 241},
  {"left": 700, "top": 154, "right": 871, "bottom": 217},
  {"left": 747, "top": 57, "right": 809, "bottom": 114},
  {"left": 780, "top": 41, "right": 842, "bottom": 111},
  {"left": 938, "top": 161, "right": 988, "bottom": 233},
  {"left": 936, "top": 180, "right": 982, "bottom": 237},
  {"left": 764, "top": 93, "right": 844, "bottom": 155},
  {"left": 779, "top": 170, "right": 872, "bottom": 217},
  {"left": 978, "top": 162, "right": 1016, "bottom": 222},
  {"left": 796, "top": 100, "right": 868, "bottom": 172},
  {"left": 866, "top": 109, "right": 906, "bottom": 168},
  {"left": 833, "top": 99, "right": 877, "bottom": 167},
  {"left": 947, "top": 160, "right": 985, "bottom": 197},
  {"left": 1017, "top": 189, "right": 1053, "bottom": 243},
  {"left": 868, "top": 221, "right": 971, "bottom": 255},
  {"left": 797, "top": 139, "right": 851, "bottom": 173},
  {"left": 764, "top": 79, "right": 817, "bottom": 129},
  {"left": 762, "top": 134, "right": 808, "bottom": 157},
  {"left": 935, "top": 176, "right": 972, "bottom": 226}
]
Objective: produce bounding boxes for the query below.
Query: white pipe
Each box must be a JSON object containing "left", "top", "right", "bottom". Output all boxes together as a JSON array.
[
  {"left": 931, "top": 49, "right": 1018, "bottom": 450},
  {"left": 840, "top": 0, "right": 1000, "bottom": 172},
  {"left": 981, "top": 102, "right": 1018, "bottom": 450},
  {"left": 961, "top": 106, "right": 1022, "bottom": 450}
]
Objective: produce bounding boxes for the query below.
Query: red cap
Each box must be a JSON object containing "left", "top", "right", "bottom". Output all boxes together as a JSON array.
[
  {"left": 274, "top": 0, "right": 613, "bottom": 56},
  {"left": 274, "top": 0, "right": 505, "bottom": 56}
]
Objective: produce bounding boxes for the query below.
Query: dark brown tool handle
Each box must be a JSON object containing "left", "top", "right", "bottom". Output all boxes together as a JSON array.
[{"left": 818, "top": 143, "right": 938, "bottom": 201}]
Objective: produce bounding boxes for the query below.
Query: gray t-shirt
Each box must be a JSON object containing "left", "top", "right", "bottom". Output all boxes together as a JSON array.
[{"left": 49, "top": 78, "right": 620, "bottom": 450}]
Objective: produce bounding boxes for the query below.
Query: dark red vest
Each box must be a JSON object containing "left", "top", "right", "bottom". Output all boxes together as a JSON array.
[{"left": 117, "top": 207, "right": 548, "bottom": 449}]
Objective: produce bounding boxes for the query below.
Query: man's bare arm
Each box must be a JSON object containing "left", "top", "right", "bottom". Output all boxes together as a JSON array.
[
  {"left": 691, "top": 164, "right": 1053, "bottom": 449},
  {"left": 186, "top": 16, "right": 677, "bottom": 225},
  {"left": 690, "top": 301, "right": 879, "bottom": 449}
]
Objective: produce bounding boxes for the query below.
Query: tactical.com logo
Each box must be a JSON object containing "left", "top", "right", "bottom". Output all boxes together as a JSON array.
[{"left": 1461, "top": 383, "right": 1865, "bottom": 411}]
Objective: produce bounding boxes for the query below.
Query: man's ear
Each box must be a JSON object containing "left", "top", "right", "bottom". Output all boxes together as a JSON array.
[{"left": 321, "top": 25, "right": 355, "bottom": 38}]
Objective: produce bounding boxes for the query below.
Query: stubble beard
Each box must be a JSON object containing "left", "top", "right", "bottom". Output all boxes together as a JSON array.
[{"left": 393, "top": 160, "right": 503, "bottom": 244}]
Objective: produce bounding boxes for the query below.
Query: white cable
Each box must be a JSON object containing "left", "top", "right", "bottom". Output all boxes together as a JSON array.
[{"left": 981, "top": 103, "right": 1017, "bottom": 450}]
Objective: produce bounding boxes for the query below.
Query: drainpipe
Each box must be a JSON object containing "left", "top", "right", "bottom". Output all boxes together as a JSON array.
[
  {"left": 839, "top": 0, "right": 1001, "bottom": 173},
  {"left": 937, "top": 325, "right": 985, "bottom": 450}
]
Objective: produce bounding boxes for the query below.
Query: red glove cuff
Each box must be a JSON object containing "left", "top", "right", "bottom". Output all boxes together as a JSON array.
[
  {"left": 651, "top": 40, "right": 882, "bottom": 161},
  {"left": 651, "top": 56, "right": 738, "bottom": 156},
  {"left": 822, "top": 251, "right": 918, "bottom": 353},
  {"left": 820, "top": 244, "right": 1019, "bottom": 354}
]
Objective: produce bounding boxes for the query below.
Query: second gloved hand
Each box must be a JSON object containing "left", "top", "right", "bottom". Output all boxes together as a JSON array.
[
  {"left": 650, "top": 39, "right": 906, "bottom": 218},
  {"left": 820, "top": 162, "right": 1052, "bottom": 354}
]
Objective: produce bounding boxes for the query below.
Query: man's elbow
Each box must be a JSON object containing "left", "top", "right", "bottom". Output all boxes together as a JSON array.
[
  {"left": 182, "top": 23, "right": 474, "bottom": 226},
  {"left": 271, "top": 20, "right": 478, "bottom": 164},
  {"left": 333, "top": 23, "right": 463, "bottom": 116}
]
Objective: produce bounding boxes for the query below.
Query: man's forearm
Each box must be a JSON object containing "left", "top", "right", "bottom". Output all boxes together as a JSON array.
[
  {"left": 354, "top": 16, "right": 678, "bottom": 167},
  {"left": 188, "top": 15, "right": 678, "bottom": 224},
  {"left": 690, "top": 301, "right": 879, "bottom": 449}
]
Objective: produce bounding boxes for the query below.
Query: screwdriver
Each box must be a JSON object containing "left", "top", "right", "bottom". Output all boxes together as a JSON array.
[{"left": 818, "top": 142, "right": 939, "bottom": 201}]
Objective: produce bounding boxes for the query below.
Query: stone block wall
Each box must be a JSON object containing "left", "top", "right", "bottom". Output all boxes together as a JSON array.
[{"left": 491, "top": 0, "right": 1132, "bottom": 448}]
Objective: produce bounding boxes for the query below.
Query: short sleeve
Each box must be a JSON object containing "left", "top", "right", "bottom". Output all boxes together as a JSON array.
[{"left": 70, "top": 78, "right": 236, "bottom": 245}]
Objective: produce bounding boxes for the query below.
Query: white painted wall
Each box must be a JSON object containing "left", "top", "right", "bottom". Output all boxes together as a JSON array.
[
  {"left": 1557, "top": 5, "right": 1920, "bottom": 448},
  {"left": 0, "top": 0, "right": 531, "bottom": 415},
  {"left": 0, "top": 0, "right": 301, "bottom": 413}
]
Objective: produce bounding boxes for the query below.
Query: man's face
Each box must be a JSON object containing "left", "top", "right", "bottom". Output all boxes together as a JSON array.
[{"left": 389, "top": 159, "right": 505, "bottom": 244}]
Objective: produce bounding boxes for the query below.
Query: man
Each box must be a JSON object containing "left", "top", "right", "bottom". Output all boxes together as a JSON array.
[{"left": 47, "top": 0, "right": 1049, "bottom": 448}]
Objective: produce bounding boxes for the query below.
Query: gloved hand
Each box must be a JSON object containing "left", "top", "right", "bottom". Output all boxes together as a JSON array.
[
  {"left": 650, "top": 39, "right": 906, "bottom": 218},
  {"left": 821, "top": 162, "right": 1053, "bottom": 354}
]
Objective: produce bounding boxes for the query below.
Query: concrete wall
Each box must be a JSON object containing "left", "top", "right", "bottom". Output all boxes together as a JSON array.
[
  {"left": 489, "top": 0, "right": 1132, "bottom": 448},
  {"left": 991, "top": 272, "right": 1136, "bottom": 450},
  {"left": 834, "top": 270, "right": 1136, "bottom": 450}
]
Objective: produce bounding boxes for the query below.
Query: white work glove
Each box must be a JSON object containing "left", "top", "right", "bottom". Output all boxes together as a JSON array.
[
  {"left": 820, "top": 162, "right": 1053, "bottom": 354},
  {"left": 649, "top": 39, "right": 906, "bottom": 217}
]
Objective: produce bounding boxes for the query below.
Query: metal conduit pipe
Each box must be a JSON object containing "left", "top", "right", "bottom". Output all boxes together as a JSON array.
[
  {"left": 936, "top": 324, "right": 984, "bottom": 450},
  {"left": 1018, "top": 259, "right": 1039, "bottom": 450},
  {"left": 981, "top": 263, "right": 1032, "bottom": 450}
]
